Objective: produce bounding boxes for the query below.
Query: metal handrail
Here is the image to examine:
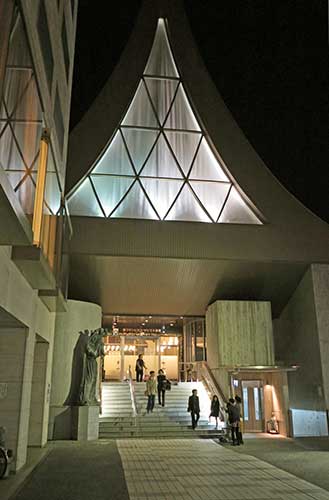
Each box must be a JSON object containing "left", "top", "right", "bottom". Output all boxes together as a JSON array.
[
  {"left": 199, "top": 361, "right": 227, "bottom": 406},
  {"left": 128, "top": 366, "right": 138, "bottom": 417}
]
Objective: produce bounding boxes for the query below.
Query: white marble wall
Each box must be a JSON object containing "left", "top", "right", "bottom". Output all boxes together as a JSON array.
[{"left": 206, "top": 300, "right": 274, "bottom": 368}]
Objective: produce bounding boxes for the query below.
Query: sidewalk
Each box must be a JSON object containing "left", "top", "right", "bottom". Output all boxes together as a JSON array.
[{"left": 3, "top": 438, "right": 329, "bottom": 500}]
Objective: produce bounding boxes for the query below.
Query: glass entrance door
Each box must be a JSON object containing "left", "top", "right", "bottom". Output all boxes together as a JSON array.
[{"left": 242, "top": 380, "right": 264, "bottom": 432}]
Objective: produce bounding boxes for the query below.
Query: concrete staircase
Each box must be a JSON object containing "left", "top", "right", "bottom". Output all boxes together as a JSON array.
[{"left": 99, "top": 381, "right": 223, "bottom": 439}]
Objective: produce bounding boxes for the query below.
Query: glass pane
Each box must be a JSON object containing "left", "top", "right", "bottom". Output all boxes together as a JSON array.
[
  {"left": 44, "top": 172, "right": 61, "bottom": 214},
  {"left": 11, "top": 73, "right": 42, "bottom": 121},
  {"left": 254, "top": 387, "right": 261, "bottom": 420},
  {"left": 7, "top": 15, "right": 33, "bottom": 67},
  {"left": 121, "top": 128, "right": 158, "bottom": 174},
  {"left": 165, "top": 183, "right": 211, "bottom": 222},
  {"left": 165, "top": 131, "right": 201, "bottom": 176},
  {"left": 122, "top": 81, "right": 158, "bottom": 128},
  {"left": 164, "top": 84, "right": 200, "bottom": 131},
  {"left": 140, "top": 134, "right": 183, "bottom": 178},
  {"left": 2, "top": 68, "right": 32, "bottom": 118},
  {"left": 140, "top": 178, "right": 183, "bottom": 219},
  {"left": 91, "top": 175, "right": 134, "bottom": 217},
  {"left": 11, "top": 121, "right": 42, "bottom": 167},
  {"left": 67, "top": 178, "right": 103, "bottom": 217},
  {"left": 6, "top": 171, "right": 26, "bottom": 191},
  {"left": 111, "top": 180, "right": 158, "bottom": 220},
  {"left": 144, "top": 78, "right": 178, "bottom": 126},
  {"left": 243, "top": 387, "right": 249, "bottom": 421},
  {"left": 0, "top": 125, "right": 26, "bottom": 171},
  {"left": 189, "top": 138, "right": 229, "bottom": 182},
  {"left": 219, "top": 186, "right": 261, "bottom": 224},
  {"left": 93, "top": 131, "right": 134, "bottom": 176},
  {"left": 189, "top": 181, "right": 230, "bottom": 222},
  {"left": 144, "top": 19, "right": 179, "bottom": 78},
  {"left": 16, "top": 175, "right": 35, "bottom": 215}
]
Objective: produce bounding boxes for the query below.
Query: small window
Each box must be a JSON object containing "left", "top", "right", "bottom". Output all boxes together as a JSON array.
[{"left": 37, "top": 1, "right": 54, "bottom": 92}]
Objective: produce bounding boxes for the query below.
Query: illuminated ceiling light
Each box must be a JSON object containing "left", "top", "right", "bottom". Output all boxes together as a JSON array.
[
  {"left": 148, "top": 316, "right": 152, "bottom": 318},
  {"left": 145, "top": 319, "right": 148, "bottom": 323}
]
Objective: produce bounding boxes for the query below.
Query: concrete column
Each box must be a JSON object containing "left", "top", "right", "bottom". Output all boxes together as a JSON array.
[{"left": 28, "top": 339, "right": 49, "bottom": 446}]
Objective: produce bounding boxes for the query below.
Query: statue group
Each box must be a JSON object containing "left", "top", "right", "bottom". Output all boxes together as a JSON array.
[{"left": 78, "top": 328, "right": 107, "bottom": 405}]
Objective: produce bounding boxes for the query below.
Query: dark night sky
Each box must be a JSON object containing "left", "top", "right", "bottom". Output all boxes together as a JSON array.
[{"left": 70, "top": 1, "right": 329, "bottom": 224}]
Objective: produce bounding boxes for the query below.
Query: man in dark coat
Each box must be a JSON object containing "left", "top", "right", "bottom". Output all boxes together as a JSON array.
[{"left": 187, "top": 389, "right": 200, "bottom": 429}]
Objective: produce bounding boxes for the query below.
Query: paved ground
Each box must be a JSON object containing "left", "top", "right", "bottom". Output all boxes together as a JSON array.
[
  {"left": 3, "top": 437, "right": 329, "bottom": 500},
  {"left": 117, "top": 438, "right": 329, "bottom": 500},
  {"left": 10, "top": 441, "right": 129, "bottom": 500},
  {"left": 228, "top": 433, "right": 329, "bottom": 492}
]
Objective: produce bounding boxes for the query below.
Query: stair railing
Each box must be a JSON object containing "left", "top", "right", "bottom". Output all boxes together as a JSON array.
[
  {"left": 128, "top": 366, "right": 138, "bottom": 418},
  {"left": 198, "top": 361, "right": 227, "bottom": 413}
]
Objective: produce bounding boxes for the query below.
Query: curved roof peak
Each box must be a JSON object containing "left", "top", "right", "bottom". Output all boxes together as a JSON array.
[{"left": 67, "top": 18, "right": 262, "bottom": 225}]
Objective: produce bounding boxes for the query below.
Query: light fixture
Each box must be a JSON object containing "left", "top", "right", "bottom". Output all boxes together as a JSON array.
[
  {"left": 149, "top": 316, "right": 152, "bottom": 318},
  {"left": 32, "top": 128, "right": 50, "bottom": 246}
]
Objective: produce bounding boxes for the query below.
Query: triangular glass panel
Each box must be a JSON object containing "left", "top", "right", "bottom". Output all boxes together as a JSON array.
[
  {"left": 121, "top": 81, "right": 158, "bottom": 128},
  {"left": 189, "top": 138, "right": 229, "bottom": 182},
  {"left": 11, "top": 121, "right": 42, "bottom": 167},
  {"left": 11, "top": 74, "right": 43, "bottom": 121},
  {"left": 111, "top": 180, "right": 158, "bottom": 220},
  {"left": 16, "top": 174, "right": 35, "bottom": 215},
  {"left": 91, "top": 175, "right": 134, "bottom": 217},
  {"left": 165, "top": 131, "right": 201, "bottom": 176},
  {"left": 2, "top": 68, "right": 33, "bottom": 118},
  {"left": 0, "top": 124, "right": 26, "bottom": 171},
  {"left": 68, "top": 178, "right": 103, "bottom": 217},
  {"left": 140, "top": 178, "right": 183, "bottom": 219},
  {"left": 164, "top": 84, "right": 201, "bottom": 131},
  {"left": 144, "top": 78, "right": 179, "bottom": 126},
  {"left": 7, "top": 15, "right": 33, "bottom": 67},
  {"left": 121, "top": 128, "right": 158, "bottom": 174},
  {"left": 93, "top": 131, "right": 135, "bottom": 176},
  {"left": 140, "top": 134, "right": 183, "bottom": 178},
  {"left": 44, "top": 172, "right": 61, "bottom": 214},
  {"left": 218, "top": 186, "right": 261, "bottom": 224},
  {"left": 165, "top": 183, "right": 211, "bottom": 222},
  {"left": 189, "top": 181, "right": 230, "bottom": 222},
  {"left": 0, "top": 119, "right": 7, "bottom": 134},
  {"left": 6, "top": 171, "right": 27, "bottom": 191},
  {"left": 144, "top": 18, "right": 179, "bottom": 78}
]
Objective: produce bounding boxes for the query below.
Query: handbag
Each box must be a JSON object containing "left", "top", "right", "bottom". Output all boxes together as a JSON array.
[{"left": 165, "top": 380, "right": 171, "bottom": 391}]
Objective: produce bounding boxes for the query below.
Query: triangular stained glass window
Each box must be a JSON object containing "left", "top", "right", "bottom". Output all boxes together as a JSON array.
[
  {"left": 190, "top": 181, "right": 230, "bottom": 222},
  {"left": 164, "top": 84, "right": 200, "bottom": 131},
  {"left": 189, "top": 138, "right": 229, "bottom": 182},
  {"left": 93, "top": 131, "right": 134, "bottom": 176},
  {"left": 68, "top": 17, "right": 262, "bottom": 226},
  {"left": 165, "top": 131, "right": 201, "bottom": 176},
  {"left": 121, "top": 128, "right": 158, "bottom": 174},
  {"left": 219, "top": 187, "right": 261, "bottom": 224},
  {"left": 140, "top": 134, "right": 183, "bottom": 179},
  {"left": 91, "top": 175, "right": 134, "bottom": 217},
  {"left": 68, "top": 178, "right": 103, "bottom": 217},
  {"left": 122, "top": 81, "right": 158, "bottom": 128},
  {"left": 144, "top": 19, "right": 179, "bottom": 78},
  {"left": 166, "top": 183, "right": 211, "bottom": 222},
  {"left": 144, "top": 78, "right": 179, "bottom": 126},
  {"left": 140, "top": 178, "right": 183, "bottom": 219},
  {"left": 111, "top": 181, "right": 158, "bottom": 220}
]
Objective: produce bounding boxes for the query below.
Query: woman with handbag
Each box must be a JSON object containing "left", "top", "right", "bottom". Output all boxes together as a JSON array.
[{"left": 209, "top": 395, "right": 220, "bottom": 429}]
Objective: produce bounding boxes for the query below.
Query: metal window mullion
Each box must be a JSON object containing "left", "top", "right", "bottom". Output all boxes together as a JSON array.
[
  {"left": 137, "top": 178, "right": 161, "bottom": 220},
  {"left": 188, "top": 182, "right": 215, "bottom": 223},
  {"left": 162, "top": 180, "right": 186, "bottom": 220},
  {"left": 142, "top": 77, "right": 162, "bottom": 129},
  {"left": 134, "top": 129, "right": 161, "bottom": 176},
  {"left": 216, "top": 184, "right": 233, "bottom": 223},
  {"left": 89, "top": 176, "right": 106, "bottom": 218},
  {"left": 119, "top": 127, "right": 139, "bottom": 176},
  {"left": 185, "top": 133, "right": 203, "bottom": 179},
  {"left": 107, "top": 178, "right": 137, "bottom": 218}
]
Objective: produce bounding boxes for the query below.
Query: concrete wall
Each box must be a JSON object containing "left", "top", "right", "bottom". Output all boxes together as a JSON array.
[
  {"left": 49, "top": 299, "right": 102, "bottom": 440},
  {"left": 274, "top": 265, "right": 328, "bottom": 411},
  {"left": 0, "top": 246, "right": 55, "bottom": 470},
  {"left": 206, "top": 300, "right": 274, "bottom": 368},
  {"left": 28, "top": 338, "right": 49, "bottom": 447}
]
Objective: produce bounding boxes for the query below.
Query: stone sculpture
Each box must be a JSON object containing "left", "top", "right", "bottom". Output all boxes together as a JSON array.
[{"left": 78, "top": 328, "right": 107, "bottom": 405}]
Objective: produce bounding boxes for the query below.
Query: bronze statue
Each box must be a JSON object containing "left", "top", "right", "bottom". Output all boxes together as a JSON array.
[{"left": 78, "top": 328, "right": 107, "bottom": 405}]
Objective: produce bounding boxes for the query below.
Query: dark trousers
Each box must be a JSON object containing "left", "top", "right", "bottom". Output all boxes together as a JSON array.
[
  {"left": 136, "top": 370, "right": 143, "bottom": 382},
  {"left": 231, "top": 423, "right": 240, "bottom": 444},
  {"left": 191, "top": 411, "right": 200, "bottom": 429},
  {"left": 158, "top": 388, "right": 165, "bottom": 406},
  {"left": 147, "top": 394, "right": 155, "bottom": 412}
]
